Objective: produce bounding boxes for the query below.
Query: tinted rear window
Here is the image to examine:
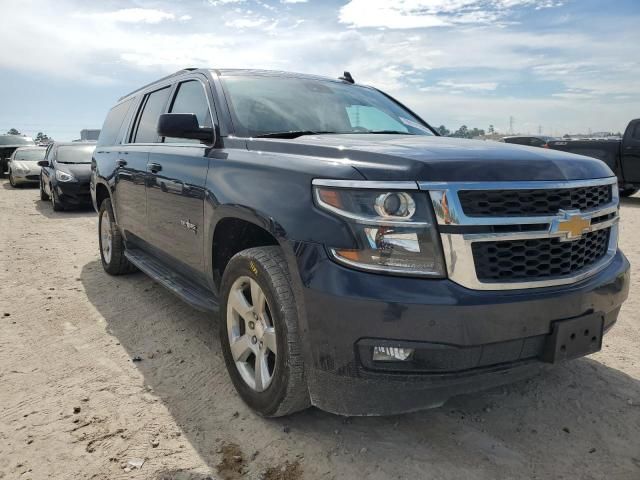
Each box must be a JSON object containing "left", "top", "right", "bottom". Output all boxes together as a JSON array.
[
  {"left": 56, "top": 145, "right": 96, "bottom": 163},
  {"left": 14, "top": 148, "right": 46, "bottom": 161},
  {"left": 98, "top": 99, "right": 133, "bottom": 146}
]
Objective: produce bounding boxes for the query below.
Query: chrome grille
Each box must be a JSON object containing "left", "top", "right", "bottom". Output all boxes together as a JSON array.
[
  {"left": 472, "top": 228, "right": 610, "bottom": 281},
  {"left": 458, "top": 184, "right": 612, "bottom": 217},
  {"left": 421, "top": 177, "right": 619, "bottom": 290}
]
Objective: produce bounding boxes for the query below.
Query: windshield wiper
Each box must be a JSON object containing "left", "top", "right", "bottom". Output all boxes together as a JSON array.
[{"left": 255, "top": 130, "right": 337, "bottom": 139}]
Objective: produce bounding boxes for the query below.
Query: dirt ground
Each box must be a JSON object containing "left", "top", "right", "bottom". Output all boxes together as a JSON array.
[{"left": 0, "top": 179, "right": 638, "bottom": 480}]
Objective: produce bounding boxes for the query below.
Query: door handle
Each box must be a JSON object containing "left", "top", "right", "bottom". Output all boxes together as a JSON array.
[
  {"left": 116, "top": 159, "right": 127, "bottom": 167},
  {"left": 148, "top": 162, "right": 162, "bottom": 173}
]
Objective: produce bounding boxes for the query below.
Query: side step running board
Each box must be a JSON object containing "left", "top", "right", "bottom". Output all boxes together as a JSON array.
[{"left": 125, "top": 248, "right": 219, "bottom": 313}]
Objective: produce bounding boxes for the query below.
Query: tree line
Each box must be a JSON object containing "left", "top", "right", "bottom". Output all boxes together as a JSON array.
[
  {"left": 436, "top": 125, "right": 492, "bottom": 138},
  {"left": 5, "top": 128, "right": 52, "bottom": 143}
]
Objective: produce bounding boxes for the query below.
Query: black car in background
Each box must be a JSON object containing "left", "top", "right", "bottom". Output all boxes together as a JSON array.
[
  {"left": 0, "top": 134, "right": 35, "bottom": 178},
  {"left": 39, "top": 141, "right": 96, "bottom": 211},
  {"left": 7, "top": 146, "right": 47, "bottom": 187},
  {"left": 501, "top": 135, "right": 558, "bottom": 148},
  {"left": 547, "top": 119, "right": 640, "bottom": 197}
]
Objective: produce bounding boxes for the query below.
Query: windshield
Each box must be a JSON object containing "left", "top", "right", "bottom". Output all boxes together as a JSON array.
[
  {"left": 220, "top": 75, "right": 434, "bottom": 138},
  {"left": 56, "top": 145, "right": 95, "bottom": 163},
  {"left": 0, "top": 135, "right": 35, "bottom": 146},
  {"left": 14, "top": 148, "right": 46, "bottom": 162}
]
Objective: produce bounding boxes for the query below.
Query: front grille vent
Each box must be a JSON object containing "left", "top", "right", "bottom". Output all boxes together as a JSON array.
[
  {"left": 472, "top": 228, "right": 610, "bottom": 282},
  {"left": 459, "top": 184, "right": 612, "bottom": 217}
]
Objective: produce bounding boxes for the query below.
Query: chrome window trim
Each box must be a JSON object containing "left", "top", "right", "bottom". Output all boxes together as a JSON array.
[{"left": 421, "top": 177, "right": 619, "bottom": 290}]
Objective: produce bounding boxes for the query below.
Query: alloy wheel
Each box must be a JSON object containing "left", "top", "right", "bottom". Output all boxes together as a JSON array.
[
  {"left": 100, "top": 209, "right": 113, "bottom": 264},
  {"left": 226, "top": 276, "right": 277, "bottom": 392}
]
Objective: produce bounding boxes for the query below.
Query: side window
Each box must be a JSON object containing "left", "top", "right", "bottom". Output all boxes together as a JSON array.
[
  {"left": 45, "top": 146, "right": 56, "bottom": 165},
  {"left": 633, "top": 123, "right": 640, "bottom": 141},
  {"left": 530, "top": 138, "right": 544, "bottom": 147},
  {"left": 98, "top": 99, "right": 133, "bottom": 147},
  {"left": 131, "top": 87, "right": 172, "bottom": 143},
  {"left": 165, "top": 80, "right": 212, "bottom": 143},
  {"left": 345, "top": 105, "right": 408, "bottom": 133}
]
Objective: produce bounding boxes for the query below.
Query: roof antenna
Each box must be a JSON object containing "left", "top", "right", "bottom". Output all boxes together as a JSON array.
[{"left": 339, "top": 71, "right": 354, "bottom": 84}]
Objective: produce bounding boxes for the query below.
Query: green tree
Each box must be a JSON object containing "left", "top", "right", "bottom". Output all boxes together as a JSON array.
[
  {"left": 488, "top": 124, "right": 495, "bottom": 134},
  {"left": 35, "top": 132, "right": 51, "bottom": 143},
  {"left": 436, "top": 125, "right": 450, "bottom": 136},
  {"left": 7, "top": 128, "right": 20, "bottom": 135},
  {"left": 451, "top": 125, "right": 469, "bottom": 138}
]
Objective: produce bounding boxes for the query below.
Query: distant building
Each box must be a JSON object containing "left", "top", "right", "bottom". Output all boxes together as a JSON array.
[{"left": 77, "top": 129, "right": 100, "bottom": 141}]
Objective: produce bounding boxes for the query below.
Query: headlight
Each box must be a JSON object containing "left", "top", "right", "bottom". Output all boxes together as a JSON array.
[
  {"left": 313, "top": 181, "right": 445, "bottom": 277},
  {"left": 13, "top": 163, "right": 29, "bottom": 174},
  {"left": 55, "top": 170, "right": 75, "bottom": 182}
]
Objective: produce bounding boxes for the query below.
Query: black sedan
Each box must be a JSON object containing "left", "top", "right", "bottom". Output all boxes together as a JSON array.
[{"left": 39, "top": 142, "right": 96, "bottom": 211}]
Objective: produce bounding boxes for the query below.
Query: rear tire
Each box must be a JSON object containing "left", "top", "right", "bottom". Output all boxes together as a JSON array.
[
  {"left": 620, "top": 187, "right": 639, "bottom": 198},
  {"left": 219, "top": 246, "right": 309, "bottom": 417},
  {"left": 98, "top": 198, "right": 136, "bottom": 275},
  {"left": 40, "top": 178, "right": 49, "bottom": 200},
  {"left": 51, "top": 187, "right": 64, "bottom": 211}
]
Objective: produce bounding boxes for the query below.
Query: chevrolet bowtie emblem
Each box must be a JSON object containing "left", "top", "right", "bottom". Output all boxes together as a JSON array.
[{"left": 550, "top": 210, "right": 591, "bottom": 241}]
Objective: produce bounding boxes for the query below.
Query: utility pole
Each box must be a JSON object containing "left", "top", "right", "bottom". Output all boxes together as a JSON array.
[
  {"left": 538, "top": 125, "right": 542, "bottom": 135},
  {"left": 509, "top": 116, "right": 514, "bottom": 134}
]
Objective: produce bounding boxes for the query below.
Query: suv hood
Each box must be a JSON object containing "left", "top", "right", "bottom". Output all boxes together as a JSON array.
[{"left": 246, "top": 134, "right": 613, "bottom": 182}]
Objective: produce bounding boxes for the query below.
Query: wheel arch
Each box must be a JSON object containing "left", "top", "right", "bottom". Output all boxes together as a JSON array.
[{"left": 210, "top": 210, "right": 283, "bottom": 291}]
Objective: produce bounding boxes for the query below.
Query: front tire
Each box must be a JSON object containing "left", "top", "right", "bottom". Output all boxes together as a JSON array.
[
  {"left": 98, "top": 198, "right": 136, "bottom": 275},
  {"left": 620, "top": 187, "right": 639, "bottom": 198},
  {"left": 51, "top": 187, "right": 64, "bottom": 211},
  {"left": 9, "top": 171, "right": 17, "bottom": 187},
  {"left": 220, "top": 246, "right": 309, "bottom": 417},
  {"left": 40, "top": 178, "right": 49, "bottom": 200}
]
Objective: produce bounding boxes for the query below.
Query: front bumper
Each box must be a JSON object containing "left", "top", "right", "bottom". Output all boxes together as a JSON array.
[
  {"left": 11, "top": 172, "right": 39, "bottom": 184},
  {"left": 55, "top": 181, "right": 92, "bottom": 206},
  {"left": 292, "top": 243, "right": 630, "bottom": 415}
]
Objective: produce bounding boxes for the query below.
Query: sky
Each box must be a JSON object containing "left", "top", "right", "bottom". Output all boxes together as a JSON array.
[{"left": 0, "top": 0, "right": 638, "bottom": 140}]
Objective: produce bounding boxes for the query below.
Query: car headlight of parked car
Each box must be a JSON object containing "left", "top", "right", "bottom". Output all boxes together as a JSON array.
[
  {"left": 313, "top": 182, "right": 445, "bottom": 277},
  {"left": 55, "top": 170, "right": 75, "bottom": 182},
  {"left": 13, "top": 162, "right": 29, "bottom": 174}
]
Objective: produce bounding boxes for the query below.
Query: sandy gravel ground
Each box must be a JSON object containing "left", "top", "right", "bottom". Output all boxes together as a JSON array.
[{"left": 0, "top": 179, "right": 639, "bottom": 480}]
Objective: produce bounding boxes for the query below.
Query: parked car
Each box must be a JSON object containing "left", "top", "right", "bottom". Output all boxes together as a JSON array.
[
  {"left": 39, "top": 141, "right": 96, "bottom": 210},
  {"left": 7, "top": 146, "right": 47, "bottom": 187},
  {"left": 501, "top": 135, "right": 558, "bottom": 148},
  {"left": 546, "top": 119, "right": 640, "bottom": 197},
  {"left": 0, "top": 134, "right": 35, "bottom": 178},
  {"left": 92, "top": 68, "right": 629, "bottom": 417}
]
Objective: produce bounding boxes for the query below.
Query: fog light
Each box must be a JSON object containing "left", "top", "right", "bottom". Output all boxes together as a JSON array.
[{"left": 372, "top": 346, "right": 414, "bottom": 362}]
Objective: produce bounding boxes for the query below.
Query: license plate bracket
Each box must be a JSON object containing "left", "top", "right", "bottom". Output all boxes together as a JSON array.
[{"left": 542, "top": 313, "right": 604, "bottom": 363}]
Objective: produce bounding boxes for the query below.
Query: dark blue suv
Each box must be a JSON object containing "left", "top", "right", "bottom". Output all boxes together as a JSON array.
[{"left": 91, "top": 68, "right": 629, "bottom": 416}]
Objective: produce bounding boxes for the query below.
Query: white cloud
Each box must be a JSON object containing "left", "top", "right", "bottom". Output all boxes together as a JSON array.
[
  {"left": 281, "top": 0, "right": 309, "bottom": 3},
  {"left": 436, "top": 80, "right": 499, "bottom": 91},
  {"left": 224, "top": 17, "right": 268, "bottom": 28},
  {"left": 77, "top": 8, "right": 178, "bottom": 24},
  {"left": 339, "top": 0, "right": 564, "bottom": 28}
]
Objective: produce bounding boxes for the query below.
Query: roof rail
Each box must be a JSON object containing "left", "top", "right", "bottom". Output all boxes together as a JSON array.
[{"left": 118, "top": 68, "right": 198, "bottom": 101}]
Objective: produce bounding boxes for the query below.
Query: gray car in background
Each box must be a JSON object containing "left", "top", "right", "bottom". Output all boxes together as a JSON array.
[
  {"left": 8, "top": 146, "right": 47, "bottom": 187},
  {"left": 0, "top": 134, "right": 35, "bottom": 178}
]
